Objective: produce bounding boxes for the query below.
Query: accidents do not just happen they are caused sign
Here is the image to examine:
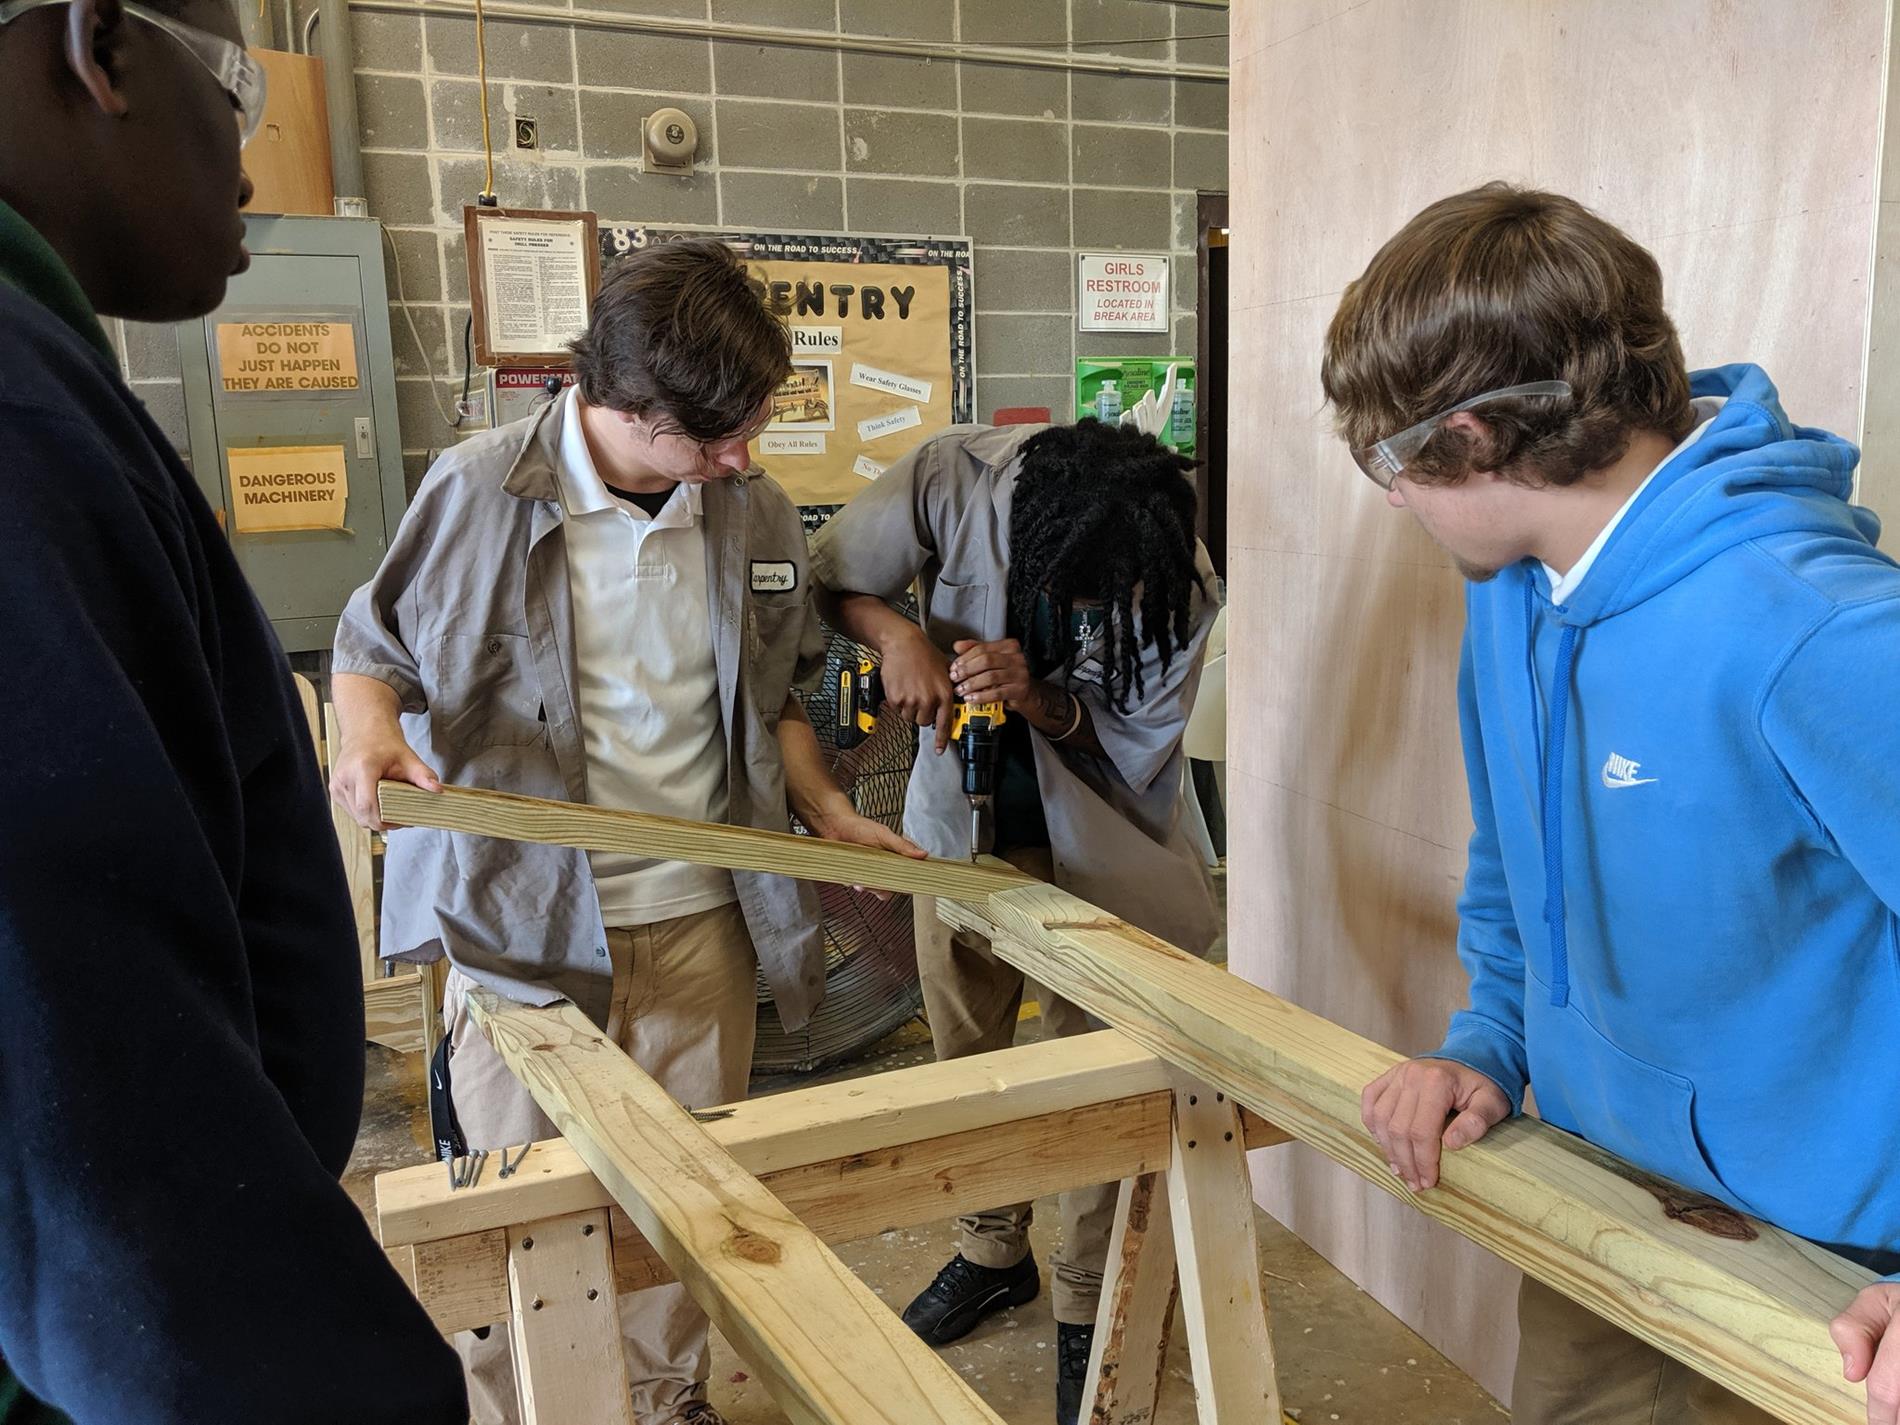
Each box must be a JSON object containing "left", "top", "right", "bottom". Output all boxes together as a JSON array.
[
  {"left": 217, "top": 320, "right": 360, "bottom": 394},
  {"left": 1077, "top": 253, "right": 1169, "bottom": 333}
]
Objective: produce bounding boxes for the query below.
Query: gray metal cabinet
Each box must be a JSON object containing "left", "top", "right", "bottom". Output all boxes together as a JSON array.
[{"left": 178, "top": 215, "right": 406, "bottom": 652}]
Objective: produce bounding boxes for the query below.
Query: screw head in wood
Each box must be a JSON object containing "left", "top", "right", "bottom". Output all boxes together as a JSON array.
[{"left": 522, "top": 1237, "right": 534, "bottom": 1250}]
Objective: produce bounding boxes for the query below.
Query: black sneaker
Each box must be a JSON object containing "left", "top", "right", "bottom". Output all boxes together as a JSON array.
[
  {"left": 900, "top": 1251, "right": 1041, "bottom": 1345},
  {"left": 1056, "top": 1320, "right": 1095, "bottom": 1425}
]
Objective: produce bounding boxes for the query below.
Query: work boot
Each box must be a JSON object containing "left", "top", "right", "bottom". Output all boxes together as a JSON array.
[
  {"left": 1055, "top": 1320, "right": 1095, "bottom": 1425},
  {"left": 669, "top": 1403, "right": 728, "bottom": 1425},
  {"left": 900, "top": 1251, "right": 1041, "bottom": 1345}
]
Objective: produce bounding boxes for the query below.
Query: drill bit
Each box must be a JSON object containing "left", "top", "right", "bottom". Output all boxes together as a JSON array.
[{"left": 969, "top": 799, "right": 983, "bottom": 862}]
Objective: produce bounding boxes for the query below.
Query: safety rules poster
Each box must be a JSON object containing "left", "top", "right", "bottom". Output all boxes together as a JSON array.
[{"left": 603, "top": 226, "right": 974, "bottom": 506}]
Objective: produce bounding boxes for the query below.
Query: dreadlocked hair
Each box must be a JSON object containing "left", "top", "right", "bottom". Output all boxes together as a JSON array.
[{"left": 1008, "top": 418, "right": 1208, "bottom": 713}]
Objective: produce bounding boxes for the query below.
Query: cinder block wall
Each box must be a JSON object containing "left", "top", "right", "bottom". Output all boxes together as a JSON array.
[{"left": 110, "top": 0, "right": 1226, "bottom": 492}]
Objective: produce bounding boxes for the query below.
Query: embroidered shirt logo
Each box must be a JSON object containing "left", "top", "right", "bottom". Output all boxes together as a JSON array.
[
  {"left": 1600, "top": 752, "right": 1658, "bottom": 789},
  {"left": 749, "top": 560, "right": 797, "bottom": 593}
]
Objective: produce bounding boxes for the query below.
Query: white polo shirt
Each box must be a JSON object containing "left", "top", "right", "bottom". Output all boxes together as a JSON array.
[{"left": 554, "top": 388, "right": 735, "bottom": 926}]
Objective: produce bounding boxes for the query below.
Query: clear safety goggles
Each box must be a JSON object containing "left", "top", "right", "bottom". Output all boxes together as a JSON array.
[
  {"left": 0, "top": 0, "right": 268, "bottom": 146},
  {"left": 1352, "top": 379, "right": 1571, "bottom": 490}
]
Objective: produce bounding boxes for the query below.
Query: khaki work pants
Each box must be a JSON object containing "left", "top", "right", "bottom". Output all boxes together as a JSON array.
[
  {"left": 911, "top": 846, "right": 1117, "bottom": 1326},
  {"left": 444, "top": 903, "right": 757, "bottom": 1425},
  {"left": 1513, "top": 1276, "right": 1778, "bottom": 1425}
]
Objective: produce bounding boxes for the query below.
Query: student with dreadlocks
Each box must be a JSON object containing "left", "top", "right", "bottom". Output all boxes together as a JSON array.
[{"left": 810, "top": 418, "right": 1220, "bottom": 1425}]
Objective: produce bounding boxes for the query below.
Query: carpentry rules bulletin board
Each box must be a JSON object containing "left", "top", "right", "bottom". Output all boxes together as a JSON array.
[{"left": 602, "top": 226, "right": 974, "bottom": 507}]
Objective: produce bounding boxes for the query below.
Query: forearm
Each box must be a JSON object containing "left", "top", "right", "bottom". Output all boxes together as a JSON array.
[
  {"left": 776, "top": 697, "right": 857, "bottom": 837},
  {"left": 826, "top": 591, "right": 930, "bottom": 659},
  {"left": 333, "top": 671, "right": 407, "bottom": 748},
  {"left": 1018, "top": 679, "right": 1105, "bottom": 757}
]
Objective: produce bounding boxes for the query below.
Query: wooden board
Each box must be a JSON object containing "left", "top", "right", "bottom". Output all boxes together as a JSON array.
[
  {"left": 1084, "top": 1172, "right": 1180, "bottom": 1425},
  {"left": 465, "top": 990, "right": 1008, "bottom": 1425},
  {"left": 246, "top": 49, "right": 334, "bottom": 216},
  {"left": 379, "top": 781, "right": 1036, "bottom": 902},
  {"left": 379, "top": 1029, "right": 1223, "bottom": 1247},
  {"left": 363, "top": 970, "right": 428, "bottom": 1055},
  {"left": 507, "top": 1210, "right": 634, "bottom": 1425},
  {"left": 942, "top": 887, "right": 1874, "bottom": 1425},
  {"left": 326, "top": 703, "right": 378, "bottom": 985}
]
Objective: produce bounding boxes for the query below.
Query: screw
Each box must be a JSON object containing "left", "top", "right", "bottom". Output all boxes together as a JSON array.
[
  {"left": 582, "top": 1223, "right": 595, "bottom": 1237},
  {"left": 1188, "top": 1094, "right": 1198, "bottom": 1105},
  {"left": 1225, "top": 1131, "right": 1234, "bottom": 1142},
  {"left": 587, "top": 1288, "right": 600, "bottom": 1301},
  {"left": 1187, "top": 1139, "right": 1198, "bottom": 1149},
  {"left": 531, "top": 1297, "right": 544, "bottom": 1311},
  {"left": 522, "top": 1237, "right": 534, "bottom": 1250},
  {"left": 665, "top": 122, "right": 685, "bottom": 145}
]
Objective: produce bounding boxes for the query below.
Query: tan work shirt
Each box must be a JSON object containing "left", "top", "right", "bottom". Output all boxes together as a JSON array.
[
  {"left": 811, "top": 423, "right": 1221, "bottom": 954},
  {"left": 333, "top": 398, "right": 830, "bottom": 1029}
]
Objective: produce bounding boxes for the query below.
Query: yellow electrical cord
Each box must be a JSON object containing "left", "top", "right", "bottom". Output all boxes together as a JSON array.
[{"left": 473, "top": 0, "right": 496, "bottom": 201}]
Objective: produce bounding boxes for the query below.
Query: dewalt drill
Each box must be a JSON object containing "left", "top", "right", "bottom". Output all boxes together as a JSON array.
[{"left": 836, "top": 659, "right": 1004, "bottom": 861}]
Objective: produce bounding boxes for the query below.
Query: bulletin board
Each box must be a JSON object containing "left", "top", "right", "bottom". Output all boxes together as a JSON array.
[{"left": 601, "top": 226, "right": 975, "bottom": 507}]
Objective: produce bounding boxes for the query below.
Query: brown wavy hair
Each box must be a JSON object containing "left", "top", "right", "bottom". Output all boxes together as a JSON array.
[
  {"left": 1320, "top": 183, "right": 1694, "bottom": 486},
  {"left": 569, "top": 239, "right": 790, "bottom": 442}
]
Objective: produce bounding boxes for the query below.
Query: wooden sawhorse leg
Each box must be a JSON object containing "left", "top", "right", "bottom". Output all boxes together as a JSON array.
[
  {"left": 1085, "top": 1079, "right": 1283, "bottom": 1424},
  {"left": 506, "top": 1208, "right": 635, "bottom": 1424}
]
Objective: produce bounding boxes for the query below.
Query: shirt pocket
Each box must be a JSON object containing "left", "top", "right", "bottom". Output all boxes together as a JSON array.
[
  {"left": 748, "top": 594, "right": 808, "bottom": 715},
  {"left": 924, "top": 576, "right": 993, "bottom": 647},
  {"left": 428, "top": 632, "right": 548, "bottom": 749}
]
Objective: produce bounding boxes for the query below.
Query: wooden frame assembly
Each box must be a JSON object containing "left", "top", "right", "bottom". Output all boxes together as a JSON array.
[{"left": 372, "top": 784, "right": 1874, "bottom": 1424}]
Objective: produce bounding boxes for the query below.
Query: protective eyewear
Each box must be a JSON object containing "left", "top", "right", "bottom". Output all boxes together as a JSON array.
[
  {"left": 1352, "top": 380, "right": 1571, "bottom": 490},
  {"left": 0, "top": 0, "right": 268, "bottom": 146}
]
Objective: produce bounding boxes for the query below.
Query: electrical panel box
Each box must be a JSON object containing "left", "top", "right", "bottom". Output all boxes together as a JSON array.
[{"left": 178, "top": 214, "right": 406, "bottom": 652}]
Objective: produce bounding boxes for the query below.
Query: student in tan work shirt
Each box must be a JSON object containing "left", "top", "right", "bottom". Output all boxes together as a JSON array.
[
  {"left": 811, "top": 417, "right": 1221, "bottom": 1425},
  {"left": 330, "top": 239, "right": 922, "bottom": 1425}
]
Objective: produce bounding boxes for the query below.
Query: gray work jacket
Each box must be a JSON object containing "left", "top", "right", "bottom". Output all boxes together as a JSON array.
[
  {"left": 333, "top": 399, "right": 829, "bottom": 1029},
  {"left": 810, "top": 423, "right": 1222, "bottom": 954}
]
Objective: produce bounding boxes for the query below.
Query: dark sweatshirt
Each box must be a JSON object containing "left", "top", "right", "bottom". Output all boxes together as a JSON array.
[{"left": 0, "top": 201, "right": 466, "bottom": 1421}]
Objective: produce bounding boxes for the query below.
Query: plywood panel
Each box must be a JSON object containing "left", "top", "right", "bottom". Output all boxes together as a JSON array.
[
  {"left": 1227, "top": 0, "right": 1889, "bottom": 1404},
  {"left": 247, "top": 49, "right": 335, "bottom": 217}
]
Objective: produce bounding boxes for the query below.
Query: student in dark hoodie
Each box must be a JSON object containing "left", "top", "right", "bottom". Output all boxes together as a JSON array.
[
  {"left": 1331, "top": 184, "right": 1900, "bottom": 1425},
  {"left": 0, "top": 0, "right": 466, "bottom": 1420}
]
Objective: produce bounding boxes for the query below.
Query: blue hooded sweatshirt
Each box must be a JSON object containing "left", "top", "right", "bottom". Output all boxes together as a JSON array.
[{"left": 1435, "top": 363, "right": 1900, "bottom": 1272}]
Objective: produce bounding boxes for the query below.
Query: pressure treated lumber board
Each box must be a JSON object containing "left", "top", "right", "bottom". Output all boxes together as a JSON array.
[
  {"left": 1083, "top": 1173, "right": 1180, "bottom": 1425},
  {"left": 379, "top": 1029, "right": 1256, "bottom": 1246},
  {"left": 506, "top": 1210, "right": 634, "bottom": 1425},
  {"left": 941, "top": 889, "right": 1874, "bottom": 1425},
  {"left": 379, "top": 781, "right": 1035, "bottom": 902},
  {"left": 465, "top": 989, "right": 1007, "bottom": 1425}
]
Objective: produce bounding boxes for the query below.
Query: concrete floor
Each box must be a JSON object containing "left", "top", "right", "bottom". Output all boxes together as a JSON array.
[{"left": 343, "top": 1012, "right": 1507, "bottom": 1425}]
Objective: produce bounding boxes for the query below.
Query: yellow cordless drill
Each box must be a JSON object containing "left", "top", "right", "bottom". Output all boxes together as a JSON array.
[{"left": 836, "top": 659, "right": 1004, "bottom": 861}]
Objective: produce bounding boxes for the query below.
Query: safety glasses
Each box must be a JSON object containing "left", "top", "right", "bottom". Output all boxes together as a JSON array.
[
  {"left": 0, "top": 0, "right": 268, "bottom": 145},
  {"left": 1352, "top": 379, "right": 1572, "bottom": 490}
]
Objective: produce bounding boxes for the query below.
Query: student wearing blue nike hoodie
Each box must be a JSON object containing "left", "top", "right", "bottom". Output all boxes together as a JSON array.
[{"left": 1325, "top": 184, "right": 1900, "bottom": 1425}]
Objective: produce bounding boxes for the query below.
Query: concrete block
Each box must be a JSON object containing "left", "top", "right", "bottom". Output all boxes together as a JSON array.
[
  {"left": 846, "top": 178, "right": 962, "bottom": 236},
  {"left": 964, "top": 183, "right": 1069, "bottom": 248},
  {"left": 1171, "top": 252, "right": 1195, "bottom": 313},
  {"left": 424, "top": 15, "right": 574, "bottom": 84},
  {"left": 840, "top": 0, "right": 951, "bottom": 40},
  {"left": 510, "top": 84, "right": 580, "bottom": 155},
  {"left": 350, "top": 12, "right": 422, "bottom": 72},
  {"left": 1176, "top": 25, "right": 1227, "bottom": 67},
  {"left": 976, "top": 375, "right": 1072, "bottom": 423},
  {"left": 721, "top": 171, "right": 844, "bottom": 229},
  {"left": 959, "top": 0, "right": 1065, "bottom": 46},
  {"left": 363, "top": 150, "right": 435, "bottom": 226},
  {"left": 1175, "top": 78, "right": 1227, "bottom": 131},
  {"left": 981, "top": 312, "right": 1072, "bottom": 374},
  {"left": 1075, "top": 330, "right": 1179, "bottom": 359},
  {"left": 395, "top": 376, "right": 462, "bottom": 454},
  {"left": 844, "top": 108, "right": 957, "bottom": 176},
  {"left": 714, "top": 0, "right": 834, "bottom": 27},
  {"left": 434, "top": 157, "right": 580, "bottom": 224},
  {"left": 1072, "top": 123, "right": 1168, "bottom": 187},
  {"left": 841, "top": 52, "right": 955, "bottom": 109},
  {"left": 121, "top": 320, "right": 182, "bottom": 382},
  {"left": 1073, "top": 72, "right": 1169, "bottom": 125},
  {"left": 1174, "top": 129, "right": 1227, "bottom": 191},
  {"left": 579, "top": 91, "right": 715, "bottom": 164},
  {"left": 390, "top": 303, "right": 450, "bottom": 379},
  {"left": 713, "top": 38, "right": 839, "bottom": 101},
  {"left": 593, "top": 0, "right": 705, "bottom": 14},
  {"left": 962, "top": 116, "right": 1067, "bottom": 184},
  {"left": 444, "top": 232, "right": 469, "bottom": 303},
  {"left": 383, "top": 229, "right": 443, "bottom": 303},
  {"left": 577, "top": 29, "right": 711, "bottom": 91},
  {"left": 585, "top": 165, "right": 721, "bottom": 225},
  {"left": 1072, "top": 0, "right": 1170, "bottom": 56},
  {"left": 719, "top": 98, "right": 841, "bottom": 170},
  {"left": 974, "top": 249, "right": 1071, "bottom": 313},
  {"left": 357, "top": 73, "right": 427, "bottom": 151},
  {"left": 1072, "top": 187, "right": 1171, "bottom": 251},
  {"left": 959, "top": 61, "right": 1065, "bottom": 119},
  {"left": 1174, "top": 312, "right": 1197, "bottom": 359}
]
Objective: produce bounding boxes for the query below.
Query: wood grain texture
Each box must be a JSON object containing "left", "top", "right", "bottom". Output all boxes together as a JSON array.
[
  {"left": 1167, "top": 1081, "right": 1280, "bottom": 1423},
  {"left": 465, "top": 990, "right": 1006, "bottom": 1425},
  {"left": 952, "top": 886, "right": 1873, "bottom": 1425},
  {"left": 507, "top": 1210, "right": 634, "bottom": 1425},
  {"left": 245, "top": 49, "right": 334, "bottom": 215},
  {"left": 379, "top": 1028, "right": 1247, "bottom": 1247},
  {"left": 380, "top": 781, "right": 1035, "bottom": 902},
  {"left": 1084, "top": 1172, "right": 1180, "bottom": 1425},
  {"left": 326, "top": 703, "right": 379, "bottom": 984},
  {"left": 1229, "top": 0, "right": 1893, "bottom": 1398},
  {"left": 362, "top": 971, "right": 428, "bottom": 1055}
]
